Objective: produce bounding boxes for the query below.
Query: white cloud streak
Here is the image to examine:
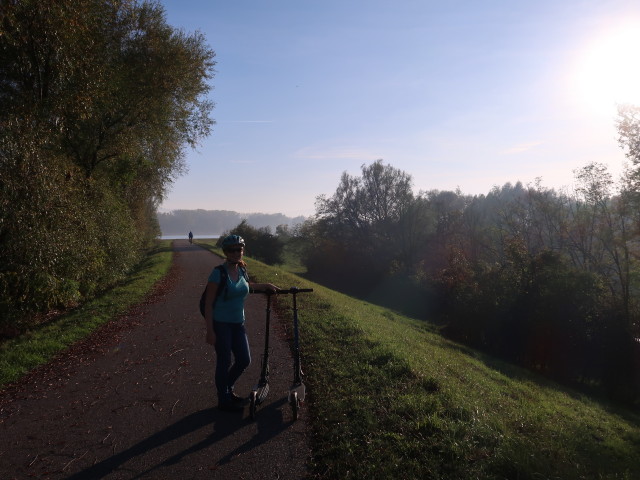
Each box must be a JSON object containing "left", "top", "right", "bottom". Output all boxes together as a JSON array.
[
  {"left": 501, "top": 141, "right": 543, "bottom": 155},
  {"left": 294, "top": 146, "right": 382, "bottom": 161}
]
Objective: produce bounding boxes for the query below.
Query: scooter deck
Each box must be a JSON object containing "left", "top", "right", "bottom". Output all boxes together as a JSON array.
[{"left": 252, "top": 383, "right": 270, "bottom": 405}]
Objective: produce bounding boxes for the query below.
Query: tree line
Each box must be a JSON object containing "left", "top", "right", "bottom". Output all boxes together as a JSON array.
[
  {"left": 0, "top": 0, "right": 214, "bottom": 334},
  {"left": 157, "top": 209, "right": 305, "bottom": 236},
  {"left": 270, "top": 109, "right": 640, "bottom": 404},
  {"left": 3, "top": 0, "right": 638, "bottom": 406}
]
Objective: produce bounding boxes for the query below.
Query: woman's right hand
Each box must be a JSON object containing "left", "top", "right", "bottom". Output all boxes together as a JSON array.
[{"left": 206, "top": 331, "right": 215, "bottom": 345}]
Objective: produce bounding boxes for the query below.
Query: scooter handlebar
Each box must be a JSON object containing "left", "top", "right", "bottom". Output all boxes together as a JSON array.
[{"left": 250, "top": 287, "right": 313, "bottom": 295}]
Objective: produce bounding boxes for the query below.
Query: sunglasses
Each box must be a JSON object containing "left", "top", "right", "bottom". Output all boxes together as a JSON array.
[{"left": 226, "top": 247, "right": 244, "bottom": 253}]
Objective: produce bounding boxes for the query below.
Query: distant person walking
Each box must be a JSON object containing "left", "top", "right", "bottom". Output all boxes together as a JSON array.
[
  {"left": 188, "top": 231, "right": 193, "bottom": 244},
  {"left": 202, "top": 235, "right": 279, "bottom": 411}
]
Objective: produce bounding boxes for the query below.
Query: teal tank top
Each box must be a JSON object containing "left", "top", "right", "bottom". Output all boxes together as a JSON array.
[{"left": 208, "top": 264, "right": 250, "bottom": 324}]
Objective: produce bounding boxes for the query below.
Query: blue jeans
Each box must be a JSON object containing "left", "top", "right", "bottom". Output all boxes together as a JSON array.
[{"left": 213, "top": 321, "right": 251, "bottom": 402}]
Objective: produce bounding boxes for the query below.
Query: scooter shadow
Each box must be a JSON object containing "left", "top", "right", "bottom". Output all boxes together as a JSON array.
[
  {"left": 132, "top": 397, "right": 294, "bottom": 478},
  {"left": 215, "top": 397, "right": 293, "bottom": 466},
  {"left": 64, "top": 407, "right": 248, "bottom": 479}
]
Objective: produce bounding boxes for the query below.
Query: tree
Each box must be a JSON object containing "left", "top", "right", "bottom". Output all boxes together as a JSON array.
[
  {"left": 0, "top": 0, "right": 215, "bottom": 330},
  {"left": 1, "top": 0, "right": 214, "bottom": 215},
  {"left": 617, "top": 104, "right": 640, "bottom": 178},
  {"left": 309, "top": 160, "right": 418, "bottom": 293},
  {"left": 218, "top": 220, "right": 284, "bottom": 265},
  {"left": 316, "top": 160, "right": 414, "bottom": 248}
]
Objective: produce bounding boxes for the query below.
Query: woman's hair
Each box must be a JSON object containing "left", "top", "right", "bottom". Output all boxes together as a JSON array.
[{"left": 225, "top": 253, "right": 247, "bottom": 269}]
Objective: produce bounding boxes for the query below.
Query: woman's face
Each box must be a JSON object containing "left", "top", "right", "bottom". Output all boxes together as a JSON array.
[{"left": 225, "top": 245, "right": 244, "bottom": 262}]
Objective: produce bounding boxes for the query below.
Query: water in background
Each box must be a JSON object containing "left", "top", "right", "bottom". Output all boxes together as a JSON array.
[{"left": 159, "top": 234, "right": 220, "bottom": 240}]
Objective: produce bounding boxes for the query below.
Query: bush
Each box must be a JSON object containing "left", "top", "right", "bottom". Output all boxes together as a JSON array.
[
  {"left": 0, "top": 144, "right": 142, "bottom": 334},
  {"left": 0, "top": 0, "right": 213, "bottom": 334},
  {"left": 438, "top": 247, "right": 640, "bottom": 402},
  {"left": 218, "top": 220, "right": 284, "bottom": 265}
]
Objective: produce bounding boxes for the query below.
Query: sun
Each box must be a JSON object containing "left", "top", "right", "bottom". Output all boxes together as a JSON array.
[{"left": 573, "top": 23, "right": 640, "bottom": 115}]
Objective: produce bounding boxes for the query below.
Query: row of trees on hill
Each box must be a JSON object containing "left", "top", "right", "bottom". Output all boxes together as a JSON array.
[
  {"left": 157, "top": 209, "right": 305, "bottom": 236},
  {"left": 281, "top": 107, "right": 640, "bottom": 404},
  {"left": 0, "top": 0, "right": 214, "bottom": 333},
  {"left": 217, "top": 220, "right": 287, "bottom": 265}
]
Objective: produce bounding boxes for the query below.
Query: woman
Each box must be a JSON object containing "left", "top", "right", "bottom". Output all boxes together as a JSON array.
[{"left": 203, "top": 234, "right": 278, "bottom": 411}]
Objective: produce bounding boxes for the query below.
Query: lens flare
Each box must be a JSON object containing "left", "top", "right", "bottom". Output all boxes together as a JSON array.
[{"left": 574, "top": 23, "right": 640, "bottom": 114}]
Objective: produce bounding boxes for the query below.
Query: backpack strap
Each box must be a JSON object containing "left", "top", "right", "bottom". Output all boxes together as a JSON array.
[
  {"left": 218, "top": 265, "right": 250, "bottom": 301},
  {"left": 199, "top": 264, "right": 250, "bottom": 317},
  {"left": 199, "top": 265, "right": 228, "bottom": 317},
  {"left": 239, "top": 266, "right": 249, "bottom": 282},
  {"left": 216, "top": 264, "right": 229, "bottom": 300}
]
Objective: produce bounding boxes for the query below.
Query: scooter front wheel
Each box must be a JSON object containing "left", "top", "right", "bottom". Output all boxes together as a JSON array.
[{"left": 249, "top": 391, "right": 257, "bottom": 420}]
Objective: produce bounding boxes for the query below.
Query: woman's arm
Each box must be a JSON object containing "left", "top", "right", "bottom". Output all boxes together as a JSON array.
[{"left": 203, "top": 281, "right": 218, "bottom": 345}]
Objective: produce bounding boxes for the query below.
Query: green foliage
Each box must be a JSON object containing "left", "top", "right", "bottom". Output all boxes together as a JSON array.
[
  {"left": 217, "top": 220, "right": 284, "bottom": 265},
  {"left": 0, "top": 143, "right": 140, "bottom": 330},
  {"left": 295, "top": 159, "right": 640, "bottom": 404},
  {"left": 316, "top": 159, "right": 414, "bottom": 245},
  {"left": 0, "top": 0, "right": 214, "bottom": 331},
  {"left": 239, "top": 256, "right": 640, "bottom": 479},
  {"left": 0, "top": 240, "right": 173, "bottom": 386},
  {"left": 304, "top": 160, "right": 426, "bottom": 295},
  {"left": 442, "top": 247, "right": 608, "bottom": 375}
]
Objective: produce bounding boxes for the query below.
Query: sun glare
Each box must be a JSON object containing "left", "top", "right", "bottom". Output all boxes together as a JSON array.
[{"left": 574, "top": 23, "right": 640, "bottom": 115}]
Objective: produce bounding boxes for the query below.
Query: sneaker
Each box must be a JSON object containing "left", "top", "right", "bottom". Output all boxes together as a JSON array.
[{"left": 229, "top": 392, "right": 246, "bottom": 404}]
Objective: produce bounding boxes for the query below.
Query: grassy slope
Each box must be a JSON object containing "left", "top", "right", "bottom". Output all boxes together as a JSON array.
[
  {"left": 236, "top": 252, "right": 639, "bottom": 480},
  {"left": 3, "top": 239, "right": 638, "bottom": 479},
  {"left": 0, "top": 240, "right": 173, "bottom": 386}
]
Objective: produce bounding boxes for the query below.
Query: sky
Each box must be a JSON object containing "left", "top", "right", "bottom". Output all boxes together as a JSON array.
[{"left": 158, "top": 0, "right": 640, "bottom": 217}]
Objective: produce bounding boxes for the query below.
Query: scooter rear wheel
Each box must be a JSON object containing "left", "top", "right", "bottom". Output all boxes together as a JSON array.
[{"left": 290, "top": 391, "right": 299, "bottom": 421}]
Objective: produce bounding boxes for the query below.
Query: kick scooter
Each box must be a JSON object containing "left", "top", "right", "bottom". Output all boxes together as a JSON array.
[
  {"left": 248, "top": 290, "right": 273, "bottom": 420},
  {"left": 287, "top": 287, "right": 312, "bottom": 421},
  {"left": 249, "top": 287, "right": 313, "bottom": 421}
]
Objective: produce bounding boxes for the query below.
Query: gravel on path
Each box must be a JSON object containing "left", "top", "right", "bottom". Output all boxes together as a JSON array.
[{"left": 0, "top": 240, "right": 311, "bottom": 479}]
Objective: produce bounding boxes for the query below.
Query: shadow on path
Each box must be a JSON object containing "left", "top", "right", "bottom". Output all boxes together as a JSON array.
[
  {"left": 67, "top": 399, "right": 293, "bottom": 480},
  {"left": 131, "top": 398, "right": 292, "bottom": 479},
  {"left": 66, "top": 409, "right": 220, "bottom": 479},
  {"left": 0, "top": 239, "right": 309, "bottom": 479}
]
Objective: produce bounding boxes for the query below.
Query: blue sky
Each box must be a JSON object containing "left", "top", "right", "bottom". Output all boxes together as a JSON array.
[{"left": 159, "top": 0, "right": 640, "bottom": 217}]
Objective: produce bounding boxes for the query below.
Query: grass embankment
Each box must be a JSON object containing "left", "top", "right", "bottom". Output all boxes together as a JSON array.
[
  {"left": 196, "top": 241, "right": 640, "bottom": 479},
  {"left": 0, "top": 240, "right": 173, "bottom": 387},
  {"left": 3, "top": 239, "right": 638, "bottom": 478}
]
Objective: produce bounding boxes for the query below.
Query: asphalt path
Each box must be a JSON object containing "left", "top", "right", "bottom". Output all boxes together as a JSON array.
[{"left": 0, "top": 240, "right": 311, "bottom": 479}]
